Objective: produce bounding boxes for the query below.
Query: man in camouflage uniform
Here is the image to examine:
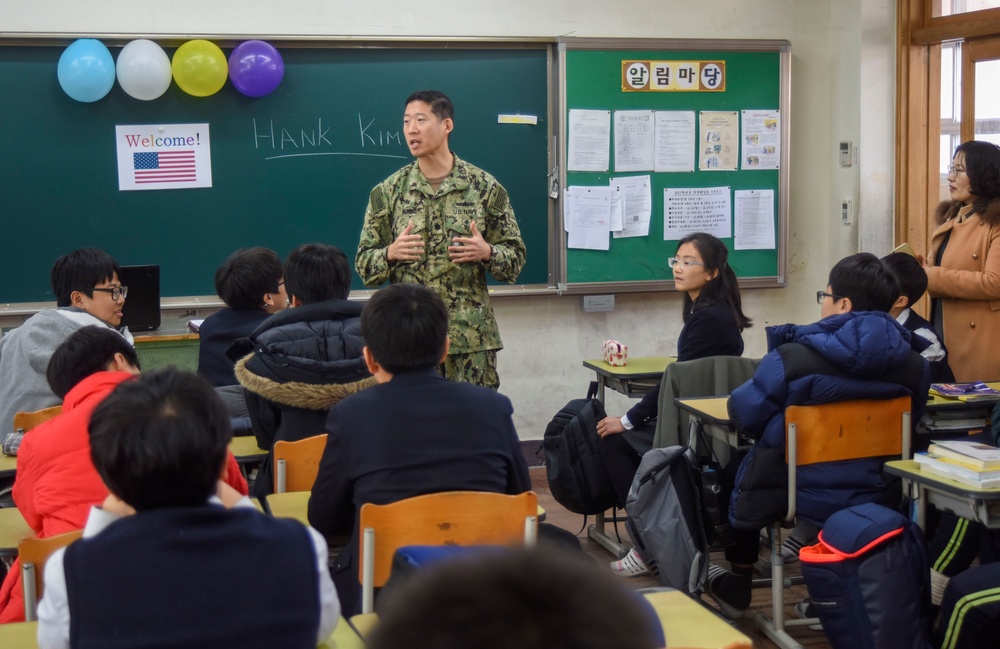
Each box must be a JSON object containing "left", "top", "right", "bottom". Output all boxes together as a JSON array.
[{"left": 356, "top": 90, "right": 525, "bottom": 389}]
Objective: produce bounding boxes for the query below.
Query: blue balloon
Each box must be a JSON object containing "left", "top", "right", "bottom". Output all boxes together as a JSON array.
[{"left": 57, "top": 39, "right": 115, "bottom": 103}]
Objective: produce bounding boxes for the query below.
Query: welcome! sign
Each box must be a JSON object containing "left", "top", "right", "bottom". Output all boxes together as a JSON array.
[{"left": 116, "top": 123, "right": 213, "bottom": 191}]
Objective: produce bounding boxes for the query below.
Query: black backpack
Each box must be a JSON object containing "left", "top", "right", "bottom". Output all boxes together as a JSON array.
[{"left": 542, "top": 382, "right": 619, "bottom": 515}]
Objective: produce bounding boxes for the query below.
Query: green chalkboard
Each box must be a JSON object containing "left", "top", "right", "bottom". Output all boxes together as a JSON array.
[
  {"left": 557, "top": 39, "right": 789, "bottom": 291},
  {"left": 0, "top": 43, "right": 551, "bottom": 303}
]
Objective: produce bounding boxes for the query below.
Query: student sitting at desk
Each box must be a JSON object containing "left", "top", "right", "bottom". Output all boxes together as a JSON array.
[
  {"left": 307, "top": 283, "right": 536, "bottom": 615},
  {"left": 197, "top": 247, "right": 287, "bottom": 416},
  {"left": 234, "top": 243, "right": 375, "bottom": 498},
  {"left": 706, "top": 253, "right": 930, "bottom": 618},
  {"left": 0, "top": 327, "right": 249, "bottom": 625},
  {"left": 0, "top": 248, "right": 133, "bottom": 437},
  {"left": 882, "top": 251, "right": 956, "bottom": 383},
  {"left": 597, "top": 233, "right": 751, "bottom": 576},
  {"left": 36, "top": 368, "right": 339, "bottom": 649}
]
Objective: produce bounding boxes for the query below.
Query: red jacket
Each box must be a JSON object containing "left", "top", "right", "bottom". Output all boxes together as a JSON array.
[{"left": 0, "top": 371, "right": 249, "bottom": 623}]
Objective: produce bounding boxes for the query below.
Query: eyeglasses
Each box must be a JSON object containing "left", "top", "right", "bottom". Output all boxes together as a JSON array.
[
  {"left": 816, "top": 290, "right": 843, "bottom": 305},
  {"left": 92, "top": 286, "right": 128, "bottom": 301},
  {"left": 947, "top": 164, "right": 967, "bottom": 175},
  {"left": 667, "top": 257, "right": 705, "bottom": 270}
]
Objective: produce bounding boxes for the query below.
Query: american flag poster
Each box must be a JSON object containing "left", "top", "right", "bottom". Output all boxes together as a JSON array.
[{"left": 116, "top": 123, "right": 213, "bottom": 191}]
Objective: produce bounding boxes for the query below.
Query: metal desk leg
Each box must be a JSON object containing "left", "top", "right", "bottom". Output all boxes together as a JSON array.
[{"left": 588, "top": 511, "right": 629, "bottom": 558}]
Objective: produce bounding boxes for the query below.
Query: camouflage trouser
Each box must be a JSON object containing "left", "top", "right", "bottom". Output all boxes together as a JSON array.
[{"left": 440, "top": 350, "right": 499, "bottom": 390}]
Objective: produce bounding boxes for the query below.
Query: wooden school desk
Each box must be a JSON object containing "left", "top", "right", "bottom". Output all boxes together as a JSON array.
[
  {"left": 0, "top": 617, "right": 366, "bottom": 649},
  {"left": 918, "top": 381, "right": 1000, "bottom": 440},
  {"left": 885, "top": 459, "right": 1000, "bottom": 530},
  {"left": 582, "top": 356, "right": 675, "bottom": 402},
  {"left": 582, "top": 356, "right": 674, "bottom": 556},
  {"left": 0, "top": 507, "right": 31, "bottom": 558},
  {"left": 132, "top": 332, "right": 200, "bottom": 373}
]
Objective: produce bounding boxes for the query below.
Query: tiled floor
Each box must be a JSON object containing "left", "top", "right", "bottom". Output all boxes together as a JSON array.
[{"left": 530, "top": 466, "right": 833, "bottom": 648}]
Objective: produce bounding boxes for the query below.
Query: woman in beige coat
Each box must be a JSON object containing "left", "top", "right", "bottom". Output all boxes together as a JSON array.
[{"left": 922, "top": 140, "right": 1000, "bottom": 382}]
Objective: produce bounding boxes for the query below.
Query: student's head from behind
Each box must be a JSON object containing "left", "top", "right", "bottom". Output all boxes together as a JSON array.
[
  {"left": 361, "top": 283, "right": 448, "bottom": 377},
  {"left": 283, "top": 243, "right": 351, "bottom": 306},
  {"left": 89, "top": 368, "right": 231, "bottom": 511},
  {"left": 214, "top": 247, "right": 286, "bottom": 313},
  {"left": 50, "top": 248, "right": 125, "bottom": 327},
  {"left": 369, "top": 547, "right": 662, "bottom": 649},
  {"left": 671, "top": 232, "right": 752, "bottom": 330},
  {"left": 46, "top": 326, "right": 140, "bottom": 399},
  {"left": 821, "top": 252, "right": 900, "bottom": 318},
  {"left": 881, "top": 252, "right": 928, "bottom": 317}
]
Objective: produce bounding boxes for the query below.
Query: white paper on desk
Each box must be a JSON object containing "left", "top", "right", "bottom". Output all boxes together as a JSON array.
[
  {"left": 565, "top": 185, "right": 612, "bottom": 250},
  {"left": 568, "top": 109, "right": 611, "bottom": 172},
  {"left": 609, "top": 175, "right": 651, "bottom": 238},
  {"left": 663, "top": 186, "right": 731, "bottom": 240},
  {"left": 734, "top": 189, "right": 775, "bottom": 250},
  {"left": 654, "top": 111, "right": 696, "bottom": 172},
  {"left": 613, "top": 110, "right": 655, "bottom": 172}
]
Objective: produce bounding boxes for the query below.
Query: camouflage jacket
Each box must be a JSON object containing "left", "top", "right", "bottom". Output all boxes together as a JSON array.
[{"left": 356, "top": 155, "right": 526, "bottom": 354}]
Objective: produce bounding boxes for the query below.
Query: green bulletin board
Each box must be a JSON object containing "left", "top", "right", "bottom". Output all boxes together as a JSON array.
[{"left": 557, "top": 38, "right": 790, "bottom": 292}]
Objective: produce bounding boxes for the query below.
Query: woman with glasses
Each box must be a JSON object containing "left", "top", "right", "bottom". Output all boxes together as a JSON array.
[
  {"left": 922, "top": 140, "right": 1000, "bottom": 382},
  {"left": 597, "top": 232, "right": 752, "bottom": 576}
]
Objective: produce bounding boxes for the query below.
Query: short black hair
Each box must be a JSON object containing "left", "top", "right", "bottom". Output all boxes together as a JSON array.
[
  {"left": 361, "top": 283, "right": 448, "bottom": 374},
  {"left": 370, "top": 547, "right": 661, "bottom": 649},
  {"left": 405, "top": 90, "right": 454, "bottom": 122},
  {"left": 283, "top": 243, "right": 351, "bottom": 304},
  {"left": 89, "top": 368, "right": 231, "bottom": 511},
  {"left": 828, "top": 252, "right": 899, "bottom": 313},
  {"left": 214, "top": 247, "right": 283, "bottom": 310},
  {"left": 881, "top": 252, "right": 927, "bottom": 308},
  {"left": 46, "top": 326, "right": 139, "bottom": 399},
  {"left": 50, "top": 248, "right": 120, "bottom": 307}
]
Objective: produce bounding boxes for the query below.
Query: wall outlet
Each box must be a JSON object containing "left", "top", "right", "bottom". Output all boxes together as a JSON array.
[
  {"left": 582, "top": 295, "right": 615, "bottom": 312},
  {"left": 841, "top": 198, "right": 853, "bottom": 225}
]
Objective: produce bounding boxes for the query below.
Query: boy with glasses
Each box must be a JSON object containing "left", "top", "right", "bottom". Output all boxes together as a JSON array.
[{"left": 0, "top": 248, "right": 133, "bottom": 437}]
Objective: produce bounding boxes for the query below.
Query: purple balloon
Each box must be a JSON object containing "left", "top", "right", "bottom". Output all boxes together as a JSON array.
[{"left": 228, "top": 40, "right": 284, "bottom": 97}]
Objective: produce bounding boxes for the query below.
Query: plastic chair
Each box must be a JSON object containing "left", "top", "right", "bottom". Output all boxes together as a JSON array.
[
  {"left": 359, "top": 490, "right": 538, "bottom": 613},
  {"left": 13, "top": 405, "right": 62, "bottom": 433},
  {"left": 20, "top": 529, "right": 83, "bottom": 621},
  {"left": 272, "top": 433, "right": 327, "bottom": 493},
  {"left": 756, "top": 395, "right": 912, "bottom": 649}
]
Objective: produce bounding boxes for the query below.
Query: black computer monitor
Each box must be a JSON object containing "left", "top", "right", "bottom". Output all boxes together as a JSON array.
[{"left": 118, "top": 264, "right": 160, "bottom": 331}]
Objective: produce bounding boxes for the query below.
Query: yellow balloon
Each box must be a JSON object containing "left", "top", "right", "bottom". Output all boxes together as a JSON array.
[{"left": 172, "top": 40, "right": 227, "bottom": 97}]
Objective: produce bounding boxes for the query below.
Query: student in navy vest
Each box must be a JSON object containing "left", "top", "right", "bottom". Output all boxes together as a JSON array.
[{"left": 36, "top": 368, "right": 339, "bottom": 649}]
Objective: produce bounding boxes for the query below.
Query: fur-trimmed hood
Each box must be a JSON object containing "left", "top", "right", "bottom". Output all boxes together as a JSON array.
[
  {"left": 934, "top": 196, "right": 1000, "bottom": 225},
  {"left": 234, "top": 354, "right": 376, "bottom": 410}
]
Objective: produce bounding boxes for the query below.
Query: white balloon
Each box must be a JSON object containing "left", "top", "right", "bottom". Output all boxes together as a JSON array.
[{"left": 116, "top": 39, "right": 172, "bottom": 101}]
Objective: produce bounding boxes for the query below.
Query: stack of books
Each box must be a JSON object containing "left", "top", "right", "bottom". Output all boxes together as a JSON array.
[
  {"left": 914, "top": 440, "right": 1000, "bottom": 488},
  {"left": 929, "top": 382, "right": 1000, "bottom": 403}
]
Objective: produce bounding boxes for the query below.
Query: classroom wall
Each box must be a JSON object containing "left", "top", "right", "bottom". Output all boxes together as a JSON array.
[{"left": 4, "top": 0, "right": 894, "bottom": 440}]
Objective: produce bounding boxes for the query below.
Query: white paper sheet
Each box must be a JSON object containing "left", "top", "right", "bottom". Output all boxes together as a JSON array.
[
  {"left": 663, "top": 186, "right": 731, "bottom": 240},
  {"left": 734, "top": 189, "right": 775, "bottom": 250},
  {"left": 698, "top": 112, "right": 738, "bottom": 171},
  {"left": 609, "top": 175, "right": 651, "bottom": 238},
  {"left": 613, "top": 110, "right": 655, "bottom": 172},
  {"left": 568, "top": 109, "right": 611, "bottom": 172},
  {"left": 741, "top": 110, "right": 780, "bottom": 170},
  {"left": 565, "top": 185, "right": 612, "bottom": 250},
  {"left": 654, "top": 111, "right": 696, "bottom": 172}
]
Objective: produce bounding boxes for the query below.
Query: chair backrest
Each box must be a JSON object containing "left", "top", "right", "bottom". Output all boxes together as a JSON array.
[
  {"left": 272, "top": 433, "right": 327, "bottom": 493},
  {"left": 784, "top": 395, "right": 912, "bottom": 521},
  {"left": 653, "top": 355, "right": 761, "bottom": 450},
  {"left": 20, "top": 529, "right": 83, "bottom": 621},
  {"left": 359, "top": 490, "right": 539, "bottom": 613},
  {"left": 13, "top": 405, "right": 62, "bottom": 433}
]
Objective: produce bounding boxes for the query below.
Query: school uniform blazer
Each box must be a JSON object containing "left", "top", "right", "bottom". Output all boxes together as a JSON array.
[
  {"left": 307, "top": 368, "right": 531, "bottom": 610},
  {"left": 926, "top": 198, "right": 1000, "bottom": 381}
]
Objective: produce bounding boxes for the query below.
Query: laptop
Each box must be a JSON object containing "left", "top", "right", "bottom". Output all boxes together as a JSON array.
[{"left": 118, "top": 264, "right": 161, "bottom": 331}]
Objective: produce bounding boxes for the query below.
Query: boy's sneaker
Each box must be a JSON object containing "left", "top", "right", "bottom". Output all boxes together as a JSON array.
[
  {"left": 610, "top": 547, "right": 650, "bottom": 577},
  {"left": 794, "top": 597, "right": 824, "bottom": 631},
  {"left": 705, "top": 564, "right": 751, "bottom": 619}
]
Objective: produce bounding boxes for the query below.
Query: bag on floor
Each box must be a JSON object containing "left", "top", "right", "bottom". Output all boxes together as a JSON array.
[
  {"left": 799, "top": 502, "right": 933, "bottom": 649},
  {"left": 542, "top": 382, "right": 618, "bottom": 515},
  {"left": 625, "top": 445, "right": 708, "bottom": 595}
]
